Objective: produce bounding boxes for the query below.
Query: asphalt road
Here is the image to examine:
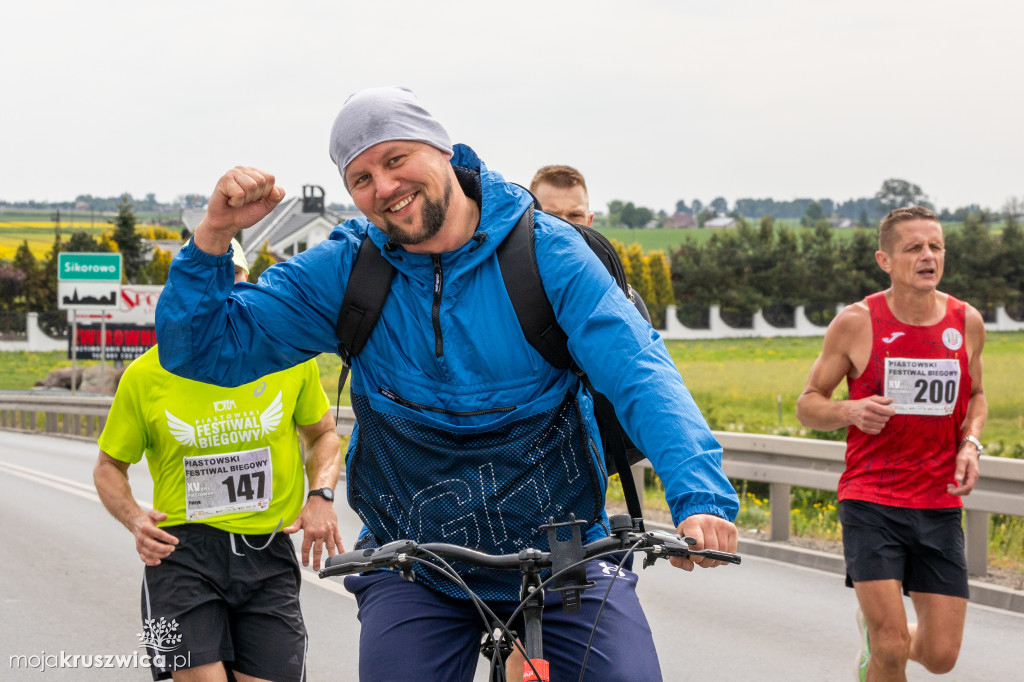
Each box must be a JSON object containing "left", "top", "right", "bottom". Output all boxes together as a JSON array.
[{"left": 1, "top": 431, "right": 1021, "bottom": 681}]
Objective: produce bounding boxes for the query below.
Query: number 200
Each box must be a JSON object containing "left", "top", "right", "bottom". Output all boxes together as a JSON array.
[{"left": 913, "top": 379, "right": 956, "bottom": 404}]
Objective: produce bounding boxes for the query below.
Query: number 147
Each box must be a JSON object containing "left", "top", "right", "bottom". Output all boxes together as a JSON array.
[{"left": 222, "top": 471, "right": 266, "bottom": 502}]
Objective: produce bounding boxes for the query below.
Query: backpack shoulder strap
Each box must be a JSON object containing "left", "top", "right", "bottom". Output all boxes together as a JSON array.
[
  {"left": 496, "top": 206, "right": 573, "bottom": 369},
  {"left": 333, "top": 237, "right": 395, "bottom": 423},
  {"left": 497, "top": 205, "right": 645, "bottom": 528},
  {"left": 336, "top": 236, "right": 396, "bottom": 365}
]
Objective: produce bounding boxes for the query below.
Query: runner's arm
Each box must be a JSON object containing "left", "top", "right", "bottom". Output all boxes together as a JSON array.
[
  {"left": 284, "top": 411, "right": 344, "bottom": 570},
  {"left": 796, "top": 305, "right": 895, "bottom": 434},
  {"left": 93, "top": 451, "right": 178, "bottom": 566},
  {"left": 950, "top": 306, "right": 987, "bottom": 496}
]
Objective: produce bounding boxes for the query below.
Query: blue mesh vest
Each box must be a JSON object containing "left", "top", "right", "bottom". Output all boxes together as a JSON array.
[{"left": 348, "top": 388, "right": 607, "bottom": 601}]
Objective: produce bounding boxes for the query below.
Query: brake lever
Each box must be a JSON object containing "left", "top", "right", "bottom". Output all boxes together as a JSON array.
[{"left": 638, "top": 530, "right": 741, "bottom": 567}]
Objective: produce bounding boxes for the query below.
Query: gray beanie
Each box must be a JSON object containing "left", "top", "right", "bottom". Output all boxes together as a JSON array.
[{"left": 329, "top": 86, "right": 453, "bottom": 179}]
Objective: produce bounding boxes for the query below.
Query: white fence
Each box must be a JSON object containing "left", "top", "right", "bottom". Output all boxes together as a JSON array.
[
  {"left": 659, "top": 304, "right": 1024, "bottom": 340},
  {"left": 4, "top": 305, "right": 1023, "bottom": 352},
  {"left": 0, "top": 313, "right": 66, "bottom": 352}
]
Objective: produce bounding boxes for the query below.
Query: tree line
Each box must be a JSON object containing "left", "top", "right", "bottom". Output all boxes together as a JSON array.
[
  {"left": 606, "top": 179, "right": 1014, "bottom": 229},
  {"left": 668, "top": 213, "right": 1024, "bottom": 328},
  {"left": 1, "top": 193, "right": 208, "bottom": 213}
]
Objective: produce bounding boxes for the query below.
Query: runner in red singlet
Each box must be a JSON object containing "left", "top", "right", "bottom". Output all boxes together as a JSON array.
[{"left": 797, "top": 206, "right": 987, "bottom": 682}]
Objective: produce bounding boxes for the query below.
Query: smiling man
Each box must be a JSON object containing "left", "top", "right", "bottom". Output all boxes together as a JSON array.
[
  {"left": 155, "top": 86, "right": 738, "bottom": 682},
  {"left": 796, "top": 206, "right": 987, "bottom": 681}
]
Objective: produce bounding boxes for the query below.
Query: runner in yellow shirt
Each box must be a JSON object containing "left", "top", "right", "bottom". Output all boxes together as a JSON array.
[{"left": 94, "top": 241, "right": 341, "bottom": 682}]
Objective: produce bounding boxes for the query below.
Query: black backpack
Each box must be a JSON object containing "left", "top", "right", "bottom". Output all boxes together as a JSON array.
[{"left": 335, "top": 204, "right": 651, "bottom": 526}]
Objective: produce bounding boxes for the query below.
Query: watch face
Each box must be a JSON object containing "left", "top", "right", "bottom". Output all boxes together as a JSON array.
[{"left": 311, "top": 488, "right": 335, "bottom": 501}]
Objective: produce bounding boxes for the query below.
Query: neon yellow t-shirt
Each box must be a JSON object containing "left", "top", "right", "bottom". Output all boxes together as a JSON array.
[{"left": 99, "top": 347, "right": 331, "bottom": 534}]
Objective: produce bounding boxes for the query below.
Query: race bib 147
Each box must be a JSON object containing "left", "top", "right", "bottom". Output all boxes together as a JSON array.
[{"left": 184, "top": 447, "right": 273, "bottom": 520}]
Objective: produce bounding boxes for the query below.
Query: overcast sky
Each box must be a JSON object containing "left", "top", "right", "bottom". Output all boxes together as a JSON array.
[{"left": 2, "top": 0, "right": 1021, "bottom": 215}]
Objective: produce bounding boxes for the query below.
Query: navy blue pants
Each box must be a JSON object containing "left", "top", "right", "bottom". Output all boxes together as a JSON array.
[{"left": 344, "top": 558, "right": 663, "bottom": 681}]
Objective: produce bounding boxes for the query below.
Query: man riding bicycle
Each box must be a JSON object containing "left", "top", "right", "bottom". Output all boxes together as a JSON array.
[{"left": 155, "top": 86, "right": 739, "bottom": 681}]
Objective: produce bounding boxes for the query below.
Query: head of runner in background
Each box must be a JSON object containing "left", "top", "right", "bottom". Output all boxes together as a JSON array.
[{"left": 529, "top": 165, "right": 594, "bottom": 227}]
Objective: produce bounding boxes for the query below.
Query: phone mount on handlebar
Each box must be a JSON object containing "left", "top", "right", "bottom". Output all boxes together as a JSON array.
[{"left": 541, "top": 515, "right": 596, "bottom": 613}]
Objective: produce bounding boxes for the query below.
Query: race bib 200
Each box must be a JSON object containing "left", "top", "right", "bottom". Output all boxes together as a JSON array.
[
  {"left": 184, "top": 447, "right": 273, "bottom": 520},
  {"left": 883, "top": 358, "right": 961, "bottom": 416}
]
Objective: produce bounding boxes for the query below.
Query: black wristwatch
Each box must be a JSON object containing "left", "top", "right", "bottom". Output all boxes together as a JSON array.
[{"left": 307, "top": 487, "right": 335, "bottom": 502}]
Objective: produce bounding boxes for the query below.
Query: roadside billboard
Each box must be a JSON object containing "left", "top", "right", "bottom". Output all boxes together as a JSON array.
[{"left": 68, "top": 324, "right": 157, "bottom": 361}]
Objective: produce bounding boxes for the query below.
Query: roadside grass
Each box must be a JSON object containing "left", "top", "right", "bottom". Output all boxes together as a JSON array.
[
  {"left": 0, "top": 351, "right": 97, "bottom": 390},
  {"left": 989, "top": 514, "right": 1024, "bottom": 575}
]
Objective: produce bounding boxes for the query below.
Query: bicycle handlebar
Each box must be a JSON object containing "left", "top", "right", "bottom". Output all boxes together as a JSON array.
[{"left": 318, "top": 526, "right": 740, "bottom": 579}]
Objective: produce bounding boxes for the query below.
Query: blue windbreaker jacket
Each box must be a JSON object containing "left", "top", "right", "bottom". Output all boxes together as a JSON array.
[{"left": 156, "top": 144, "right": 738, "bottom": 599}]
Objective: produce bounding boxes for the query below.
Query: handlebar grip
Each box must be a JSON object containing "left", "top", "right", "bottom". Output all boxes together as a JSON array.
[
  {"left": 319, "top": 539, "right": 422, "bottom": 578},
  {"left": 325, "top": 548, "right": 378, "bottom": 569},
  {"left": 318, "top": 548, "right": 379, "bottom": 578},
  {"left": 691, "top": 549, "right": 742, "bottom": 565}
]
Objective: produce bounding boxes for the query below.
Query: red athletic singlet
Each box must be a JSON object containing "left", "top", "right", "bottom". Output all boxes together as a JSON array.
[{"left": 839, "top": 292, "right": 972, "bottom": 508}]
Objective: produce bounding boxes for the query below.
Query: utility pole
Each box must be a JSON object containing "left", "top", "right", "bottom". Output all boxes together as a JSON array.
[{"left": 52, "top": 209, "right": 61, "bottom": 237}]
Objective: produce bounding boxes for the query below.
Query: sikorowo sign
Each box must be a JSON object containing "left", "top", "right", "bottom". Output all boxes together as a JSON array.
[
  {"left": 58, "top": 253, "right": 122, "bottom": 281},
  {"left": 58, "top": 253, "right": 122, "bottom": 310}
]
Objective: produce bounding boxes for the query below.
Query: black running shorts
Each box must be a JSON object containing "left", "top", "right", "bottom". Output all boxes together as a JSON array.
[
  {"left": 140, "top": 523, "right": 307, "bottom": 681},
  {"left": 839, "top": 499, "right": 969, "bottom": 599}
]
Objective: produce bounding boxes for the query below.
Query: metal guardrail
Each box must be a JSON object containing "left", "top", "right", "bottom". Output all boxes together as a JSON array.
[
  {"left": 2, "top": 397, "right": 1020, "bottom": 576},
  {"left": 0, "top": 393, "right": 114, "bottom": 439}
]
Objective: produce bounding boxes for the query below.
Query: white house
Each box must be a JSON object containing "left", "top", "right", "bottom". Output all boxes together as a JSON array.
[{"left": 704, "top": 216, "right": 738, "bottom": 229}]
